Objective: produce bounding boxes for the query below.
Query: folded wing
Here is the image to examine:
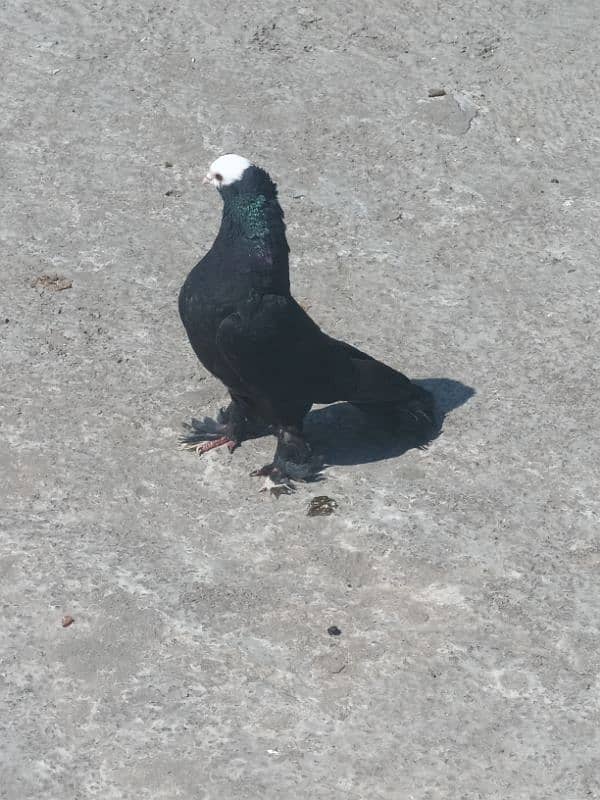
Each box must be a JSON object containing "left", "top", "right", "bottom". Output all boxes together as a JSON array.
[{"left": 215, "top": 292, "right": 427, "bottom": 427}]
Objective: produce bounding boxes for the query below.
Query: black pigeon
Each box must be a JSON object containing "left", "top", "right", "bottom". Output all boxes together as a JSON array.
[{"left": 178, "top": 154, "right": 435, "bottom": 492}]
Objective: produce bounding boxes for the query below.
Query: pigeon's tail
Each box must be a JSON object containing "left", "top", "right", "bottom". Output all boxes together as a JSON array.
[{"left": 348, "top": 358, "right": 437, "bottom": 437}]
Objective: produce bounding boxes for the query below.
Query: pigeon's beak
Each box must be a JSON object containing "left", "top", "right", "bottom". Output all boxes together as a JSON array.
[{"left": 202, "top": 174, "right": 212, "bottom": 185}]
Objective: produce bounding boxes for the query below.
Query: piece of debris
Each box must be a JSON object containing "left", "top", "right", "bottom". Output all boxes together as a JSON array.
[
  {"left": 478, "top": 38, "right": 500, "bottom": 59},
  {"left": 307, "top": 496, "right": 338, "bottom": 516},
  {"left": 61, "top": 615, "right": 75, "bottom": 628},
  {"left": 327, "top": 625, "right": 342, "bottom": 636},
  {"left": 31, "top": 274, "right": 72, "bottom": 292},
  {"left": 428, "top": 87, "right": 446, "bottom": 97},
  {"left": 164, "top": 189, "right": 182, "bottom": 197}
]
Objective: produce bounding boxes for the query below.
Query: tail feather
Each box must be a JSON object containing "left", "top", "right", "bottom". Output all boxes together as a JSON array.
[{"left": 349, "top": 359, "right": 437, "bottom": 436}]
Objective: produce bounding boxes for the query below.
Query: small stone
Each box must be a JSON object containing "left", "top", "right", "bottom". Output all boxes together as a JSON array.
[
  {"left": 164, "top": 161, "right": 173, "bottom": 168},
  {"left": 62, "top": 615, "right": 75, "bottom": 628},
  {"left": 31, "top": 274, "right": 72, "bottom": 292},
  {"left": 327, "top": 625, "right": 342, "bottom": 636},
  {"left": 428, "top": 87, "right": 446, "bottom": 97},
  {"left": 550, "top": 177, "right": 559, "bottom": 184},
  {"left": 307, "top": 496, "right": 338, "bottom": 516}
]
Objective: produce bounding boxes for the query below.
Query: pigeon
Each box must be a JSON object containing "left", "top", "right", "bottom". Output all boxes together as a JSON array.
[{"left": 178, "top": 154, "right": 435, "bottom": 492}]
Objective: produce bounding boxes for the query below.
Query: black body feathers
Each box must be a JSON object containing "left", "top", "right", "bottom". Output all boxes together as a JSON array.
[{"left": 179, "top": 161, "right": 434, "bottom": 472}]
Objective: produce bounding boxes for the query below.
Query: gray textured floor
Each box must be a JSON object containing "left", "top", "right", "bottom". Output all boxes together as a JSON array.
[{"left": 2, "top": 1, "right": 599, "bottom": 798}]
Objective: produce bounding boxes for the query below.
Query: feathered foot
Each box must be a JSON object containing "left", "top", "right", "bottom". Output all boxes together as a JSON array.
[
  {"left": 178, "top": 417, "right": 239, "bottom": 455},
  {"left": 251, "top": 465, "right": 296, "bottom": 497},
  {"left": 251, "top": 427, "right": 323, "bottom": 495},
  {"left": 179, "top": 399, "right": 272, "bottom": 457}
]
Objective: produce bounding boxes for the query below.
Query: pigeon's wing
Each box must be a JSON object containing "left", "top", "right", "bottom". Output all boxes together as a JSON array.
[
  {"left": 215, "top": 293, "right": 359, "bottom": 422},
  {"left": 215, "top": 292, "right": 430, "bottom": 431}
]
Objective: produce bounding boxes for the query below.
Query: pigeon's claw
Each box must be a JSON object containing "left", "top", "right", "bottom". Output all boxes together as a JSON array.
[
  {"left": 250, "top": 464, "right": 274, "bottom": 477},
  {"left": 260, "top": 476, "right": 295, "bottom": 497},
  {"left": 179, "top": 417, "right": 238, "bottom": 455},
  {"left": 252, "top": 465, "right": 295, "bottom": 497},
  {"left": 250, "top": 428, "right": 322, "bottom": 495},
  {"left": 193, "top": 436, "right": 237, "bottom": 455}
]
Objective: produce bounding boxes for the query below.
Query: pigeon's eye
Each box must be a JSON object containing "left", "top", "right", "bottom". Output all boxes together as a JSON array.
[{"left": 214, "top": 173, "right": 223, "bottom": 182}]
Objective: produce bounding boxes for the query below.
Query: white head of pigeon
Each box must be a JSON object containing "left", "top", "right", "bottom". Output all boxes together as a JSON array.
[{"left": 203, "top": 154, "right": 253, "bottom": 188}]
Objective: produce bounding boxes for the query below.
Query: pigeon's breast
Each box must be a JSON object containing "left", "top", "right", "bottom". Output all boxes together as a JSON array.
[{"left": 178, "top": 253, "right": 259, "bottom": 377}]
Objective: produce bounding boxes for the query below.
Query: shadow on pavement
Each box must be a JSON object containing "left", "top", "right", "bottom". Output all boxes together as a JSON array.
[{"left": 305, "top": 378, "right": 475, "bottom": 467}]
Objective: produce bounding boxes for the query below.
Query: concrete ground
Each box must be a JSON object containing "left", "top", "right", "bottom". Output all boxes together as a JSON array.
[{"left": 1, "top": 1, "right": 599, "bottom": 798}]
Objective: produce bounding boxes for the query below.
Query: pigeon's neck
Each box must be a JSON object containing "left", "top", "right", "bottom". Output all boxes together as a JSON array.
[{"left": 218, "top": 192, "right": 290, "bottom": 272}]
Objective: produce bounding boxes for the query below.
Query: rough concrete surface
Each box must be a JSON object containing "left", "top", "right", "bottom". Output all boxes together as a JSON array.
[{"left": 1, "top": 1, "right": 599, "bottom": 798}]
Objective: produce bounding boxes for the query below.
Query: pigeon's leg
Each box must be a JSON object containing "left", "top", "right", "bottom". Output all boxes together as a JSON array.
[
  {"left": 251, "top": 426, "right": 322, "bottom": 495},
  {"left": 179, "top": 395, "right": 269, "bottom": 456},
  {"left": 218, "top": 395, "right": 272, "bottom": 439}
]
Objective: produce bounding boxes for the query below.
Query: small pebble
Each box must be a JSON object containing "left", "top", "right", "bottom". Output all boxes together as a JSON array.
[
  {"left": 550, "top": 177, "right": 559, "bottom": 184},
  {"left": 62, "top": 615, "right": 75, "bottom": 628},
  {"left": 307, "top": 496, "right": 338, "bottom": 516},
  {"left": 31, "top": 274, "right": 72, "bottom": 292},
  {"left": 428, "top": 87, "right": 446, "bottom": 97},
  {"left": 327, "top": 625, "right": 342, "bottom": 636},
  {"left": 164, "top": 161, "right": 173, "bottom": 168}
]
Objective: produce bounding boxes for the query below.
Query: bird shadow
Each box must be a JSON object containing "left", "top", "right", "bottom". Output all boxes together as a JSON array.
[{"left": 304, "top": 378, "right": 475, "bottom": 468}]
